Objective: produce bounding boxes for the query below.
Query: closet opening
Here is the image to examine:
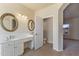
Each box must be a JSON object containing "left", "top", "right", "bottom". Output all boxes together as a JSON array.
[{"left": 43, "top": 17, "right": 53, "bottom": 47}]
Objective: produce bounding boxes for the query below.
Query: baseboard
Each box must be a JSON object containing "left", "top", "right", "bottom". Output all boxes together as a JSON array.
[{"left": 53, "top": 47, "right": 63, "bottom": 52}]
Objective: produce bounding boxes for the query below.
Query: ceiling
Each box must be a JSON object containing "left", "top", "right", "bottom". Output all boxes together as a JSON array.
[{"left": 22, "top": 3, "right": 53, "bottom": 11}]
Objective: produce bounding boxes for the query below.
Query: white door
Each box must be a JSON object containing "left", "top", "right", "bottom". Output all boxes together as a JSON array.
[{"left": 34, "top": 16, "right": 43, "bottom": 50}]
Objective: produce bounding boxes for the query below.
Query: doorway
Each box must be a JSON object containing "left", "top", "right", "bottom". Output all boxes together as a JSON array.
[
  {"left": 63, "top": 3, "right": 79, "bottom": 50},
  {"left": 34, "top": 16, "right": 53, "bottom": 50},
  {"left": 43, "top": 17, "right": 53, "bottom": 45}
]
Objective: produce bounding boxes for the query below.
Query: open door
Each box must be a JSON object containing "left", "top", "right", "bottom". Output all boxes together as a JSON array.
[{"left": 34, "top": 16, "right": 43, "bottom": 50}]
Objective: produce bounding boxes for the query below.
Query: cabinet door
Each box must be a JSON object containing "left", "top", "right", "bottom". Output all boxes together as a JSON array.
[
  {"left": 2, "top": 41, "right": 14, "bottom": 56},
  {"left": 14, "top": 40, "right": 24, "bottom": 56}
]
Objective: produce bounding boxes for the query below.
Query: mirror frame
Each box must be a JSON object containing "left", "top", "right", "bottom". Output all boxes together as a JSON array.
[
  {"left": 0, "top": 13, "right": 18, "bottom": 32},
  {"left": 28, "top": 20, "right": 35, "bottom": 31}
]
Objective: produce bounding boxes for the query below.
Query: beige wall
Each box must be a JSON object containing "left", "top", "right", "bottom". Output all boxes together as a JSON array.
[
  {"left": 47, "top": 17, "right": 53, "bottom": 44},
  {"left": 65, "top": 18, "right": 79, "bottom": 40},
  {"left": 69, "top": 18, "right": 79, "bottom": 40}
]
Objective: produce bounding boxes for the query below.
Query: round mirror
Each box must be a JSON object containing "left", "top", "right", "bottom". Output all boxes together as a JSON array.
[
  {"left": 28, "top": 20, "right": 35, "bottom": 31},
  {"left": 0, "top": 13, "right": 18, "bottom": 32}
]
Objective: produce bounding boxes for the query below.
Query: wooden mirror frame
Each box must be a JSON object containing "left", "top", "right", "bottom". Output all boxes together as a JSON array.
[
  {"left": 0, "top": 13, "right": 18, "bottom": 32},
  {"left": 28, "top": 20, "right": 35, "bottom": 31}
]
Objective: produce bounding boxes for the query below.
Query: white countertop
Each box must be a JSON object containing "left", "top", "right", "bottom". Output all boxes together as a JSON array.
[{"left": 0, "top": 34, "right": 33, "bottom": 44}]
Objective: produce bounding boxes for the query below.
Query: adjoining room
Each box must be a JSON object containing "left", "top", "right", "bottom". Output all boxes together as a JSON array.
[{"left": 63, "top": 3, "right": 79, "bottom": 55}]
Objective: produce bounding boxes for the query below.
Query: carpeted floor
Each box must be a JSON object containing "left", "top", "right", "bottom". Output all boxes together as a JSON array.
[{"left": 23, "top": 39, "right": 79, "bottom": 56}]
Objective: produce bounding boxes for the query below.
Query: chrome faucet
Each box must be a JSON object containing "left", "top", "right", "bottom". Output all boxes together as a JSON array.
[{"left": 6, "top": 35, "right": 15, "bottom": 41}]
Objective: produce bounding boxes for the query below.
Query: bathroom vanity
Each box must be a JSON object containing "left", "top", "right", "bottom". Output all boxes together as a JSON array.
[
  {"left": 0, "top": 13, "right": 35, "bottom": 56},
  {"left": 0, "top": 34, "right": 33, "bottom": 56}
]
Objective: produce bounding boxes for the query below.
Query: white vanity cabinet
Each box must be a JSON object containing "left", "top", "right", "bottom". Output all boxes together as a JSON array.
[
  {"left": 0, "top": 40, "right": 24, "bottom": 56},
  {"left": 0, "top": 34, "right": 33, "bottom": 56},
  {"left": 1, "top": 41, "right": 14, "bottom": 56}
]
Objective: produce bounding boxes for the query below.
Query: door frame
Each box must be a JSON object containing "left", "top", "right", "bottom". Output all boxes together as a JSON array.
[
  {"left": 58, "top": 3, "right": 70, "bottom": 51},
  {"left": 34, "top": 16, "right": 53, "bottom": 50}
]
